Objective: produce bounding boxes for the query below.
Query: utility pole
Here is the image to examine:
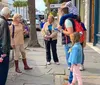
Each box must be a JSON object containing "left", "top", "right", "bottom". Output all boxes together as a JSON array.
[{"left": 28, "top": 0, "right": 40, "bottom": 47}]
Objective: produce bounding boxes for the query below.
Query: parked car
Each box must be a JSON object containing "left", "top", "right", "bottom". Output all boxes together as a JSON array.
[
  {"left": 26, "top": 20, "right": 30, "bottom": 25},
  {"left": 26, "top": 19, "right": 41, "bottom": 31},
  {"left": 36, "top": 19, "right": 41, "bottom": 31}
]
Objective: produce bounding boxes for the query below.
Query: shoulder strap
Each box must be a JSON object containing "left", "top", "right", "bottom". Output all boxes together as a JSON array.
[
  {"left": 12, "top": 24, "right": 15, "bottom": 38},
  {"left": 68, "top": 18, "right": 76, "bottom": 32}
]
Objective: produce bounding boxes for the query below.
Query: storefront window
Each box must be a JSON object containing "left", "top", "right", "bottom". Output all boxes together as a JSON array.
[
  {"left": 98, "top": 0, "right": 100, "bottom": 33},
  {"left": 97, "top": 37, "right": 100, "bottom": 44}
]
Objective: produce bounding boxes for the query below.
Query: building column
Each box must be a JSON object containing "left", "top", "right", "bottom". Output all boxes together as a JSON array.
[
  {"left": 71, "top": 0, "right": 75, "bottom": 5},
  {"left": 84, "top": 0, "right": 90, "bottom": 42}
]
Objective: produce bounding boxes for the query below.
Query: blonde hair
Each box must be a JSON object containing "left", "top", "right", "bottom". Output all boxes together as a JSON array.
[
  {"left": 61, "top": 2, "right": 66, "bottom": 8},
  {"left": 48, "top": 15, "right": 54, "bottom": 21},
  {"left": 70, "top": 32, "right": 80, "bottom": 46},
  {"left": 13, "top": 13, "right": 22, "bottom": 21}
]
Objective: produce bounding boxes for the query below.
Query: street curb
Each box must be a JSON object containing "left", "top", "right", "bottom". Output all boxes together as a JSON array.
[{"left": 86, "top": 43, "right": 100, "bottom": 54}]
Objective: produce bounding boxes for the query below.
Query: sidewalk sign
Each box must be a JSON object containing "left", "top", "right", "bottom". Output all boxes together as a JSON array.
[{"left": 50, "top": 4, "right": 61, "bottom": 8}]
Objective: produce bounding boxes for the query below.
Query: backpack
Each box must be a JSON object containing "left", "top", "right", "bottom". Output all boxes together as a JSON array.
[{"left": 64, "top": 19, "right": 85, "bottom": 43}]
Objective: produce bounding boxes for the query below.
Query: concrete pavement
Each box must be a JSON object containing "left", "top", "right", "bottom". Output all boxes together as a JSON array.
[{"left": 6, "top": 33, "right": 100, "bottom": 85}]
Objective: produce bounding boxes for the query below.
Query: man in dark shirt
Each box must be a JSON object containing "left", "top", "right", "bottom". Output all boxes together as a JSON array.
[{"left": 0, "top": 7, "right": 11, "bottom": 85}]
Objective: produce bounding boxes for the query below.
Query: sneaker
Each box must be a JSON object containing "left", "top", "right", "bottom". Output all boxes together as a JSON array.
[
  {"left": 55, "top": 62, "right": 60, "bottom": 65},
  {"left": 47, "top": 62, "right": 51, "bottom": 65},
  {"left": 80, "top": 65, "right": 84, "bottom": 71},
  {"left": 68, "top": 67, "right": 70, "bottom": 70}
]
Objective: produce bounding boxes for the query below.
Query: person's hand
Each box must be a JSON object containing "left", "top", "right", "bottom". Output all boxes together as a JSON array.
[
  {"left": 24, "top": 29, "right": 28, "bottom": 34},
  {"left": 44, "top": 35, "right": 48, "bottom": 40},
  {"left": 44, "top": 35, "right": 51, "bottom": 40},
  {"left": 1, "top": 54, "right": 6, "bottom": 58},
  {"left": 0, "top": 58, "right": 3, "bottom": 63},
  {"left": 57, "top": 26, "right": 63, "bottom": 33},
  {"left": 61, "top": 5, "right": 66, "bottom": 8},
  {"left": 57, "top": 26, "right": 62, "bottom": 30},
  {"left": 46, "top": 35, "right": 51, "bottom": 39},
  {"left": 24, "top": 29, "right": 29, "bottom": 35},
  {"left": 83, "top": 41, "right": 86, "bottom": 48},
  {"left": 11, "top": 45, "right": 15, "bottom": 49}
]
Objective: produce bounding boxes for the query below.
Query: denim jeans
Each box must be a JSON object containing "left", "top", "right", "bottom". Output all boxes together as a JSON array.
[
  {"left": 64, "top": 44, "right": 71, "bottom": 67},
  {"left": 0, "top": 53, "right": 9, "bottom": 85},
  {"left": 69, "top": 71, "right": 73, "bottom": 84},
  {"left": 64, "top": 44, "right": 73, "bottom": 84},
  {"left": 81, "top": 43, "right": 85, "bottom": 65},
  {"left": 81, "top": 48, "right": 84, "bottom": 65}
]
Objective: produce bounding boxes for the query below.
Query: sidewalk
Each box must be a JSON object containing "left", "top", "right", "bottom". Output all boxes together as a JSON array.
[{"left": 6, "top": 33, "right": 100, "bottom": 85}]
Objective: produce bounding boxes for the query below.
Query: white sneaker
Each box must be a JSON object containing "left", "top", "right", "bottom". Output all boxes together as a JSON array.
[
  {"left": 68, "top": 67, "right": 70, "bottom": 70},
  {"left": 47, "top": 62, "right": 51, "bottom": 65},
  {"left": 80, "top": 65, "right": 84, "bottom": 71},
  {"left": 55, "top": 62, "right": 60, "bottom": 65}
]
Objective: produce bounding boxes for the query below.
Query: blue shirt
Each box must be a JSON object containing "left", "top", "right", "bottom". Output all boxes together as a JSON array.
[
  {"left": 40, "top": 22, "right": 45, "bottom": 29},
  {"left": 68, "top": 42, "right": 82, "bottom": 65},
  {"left": 48, "top": 25, "right": 52, "bottom": 31}
]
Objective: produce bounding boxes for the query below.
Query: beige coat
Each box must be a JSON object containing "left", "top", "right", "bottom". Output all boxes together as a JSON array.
[
  {"left": 9, "top": 23, "right": 24, "bottom": 46},
  {"left": 41, "top": 22, "right": 58, "bottom": 40}
]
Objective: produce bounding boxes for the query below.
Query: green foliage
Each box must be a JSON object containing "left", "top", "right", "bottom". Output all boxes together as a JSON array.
[
  {"left": 44, "top": 0, "right": 58, "bottom": 13},
  {"left": 51, "top": 11, "right": 57, "bottom": 16},
  {"left": 13, "top": 1, "right": 28, "bottom": 7},
  {"left": 44, "top": 0, "right": 58, "bottom": 4},
  {"left": 59, "top": 0, "right": 71, "bottom": 3}
]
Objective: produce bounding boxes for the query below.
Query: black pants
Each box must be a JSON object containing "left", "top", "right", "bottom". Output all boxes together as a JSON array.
[
  {"left": 45, "top": 40, "right": 59, "bottom": 62},
  {"left": 0, "top": 53, "right": 9, "bottom": 85}
]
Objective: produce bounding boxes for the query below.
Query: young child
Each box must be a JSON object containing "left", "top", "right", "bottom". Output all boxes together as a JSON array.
[
  {"left": 58, "top": 1, "right": 79, "bottom": 30},
  {"left": 69, "top": 32, "right": 83, "bottom": 85}
]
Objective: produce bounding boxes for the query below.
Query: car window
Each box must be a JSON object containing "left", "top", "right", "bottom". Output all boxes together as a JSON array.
[{"left": 36, "top": 19, "right": 40, "bottom": 24}]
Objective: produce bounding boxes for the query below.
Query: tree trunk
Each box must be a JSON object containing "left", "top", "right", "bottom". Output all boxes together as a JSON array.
[
  {"left": 47, "top": 3, "right": 51, "bottom": 13},
  {"left": 46, "top": 0, "right": 51, "bottom": 14},
  {"left": 28, "top": 0, "right": 40, "bottom": 47}
]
